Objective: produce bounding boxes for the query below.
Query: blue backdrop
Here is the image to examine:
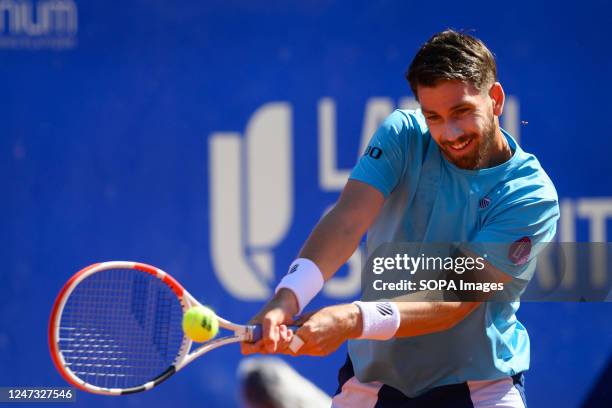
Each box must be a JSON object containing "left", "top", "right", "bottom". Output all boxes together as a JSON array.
[{"left": 2, "top": 1, "right": 611, "bottom": 407}]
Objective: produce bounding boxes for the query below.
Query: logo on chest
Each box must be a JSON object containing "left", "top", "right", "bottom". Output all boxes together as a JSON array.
[{"left": 479, "top": 196, "right": 492, "bottom": 209}]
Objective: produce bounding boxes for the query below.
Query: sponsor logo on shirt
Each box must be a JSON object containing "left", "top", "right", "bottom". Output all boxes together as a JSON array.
[
  {"left": 364, "top": 146, "right": 383, "bottom": 159},
  {"left": 509, "top": 236, "right": 531, "bottom": 265},
  {"left": 479, "top": 196, "right": 491, "bottom": 209}
]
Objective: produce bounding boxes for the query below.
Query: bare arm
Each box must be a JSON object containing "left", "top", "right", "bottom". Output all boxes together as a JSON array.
[
  {"left": 394, "top": 301, "right": 481, "bottom": 337},
  {"left": 241, "top": 179, "right": 385, "bottom": 354},
  {"left": 287, "top": 301, "right": 482, "bottom": 356},
  {"left": 290, "top": 260, "right": 511, "bottom": 356},
  {"left": 298, "top": 179, "right": 385, "bottom": 280},
  {"left": 392, "top": 249, "right": 511, "bottom": 337}
]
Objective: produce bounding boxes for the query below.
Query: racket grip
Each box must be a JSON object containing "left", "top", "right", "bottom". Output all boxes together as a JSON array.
[{"left": 251, "top": 325, "right": 300, "bottom": 343}]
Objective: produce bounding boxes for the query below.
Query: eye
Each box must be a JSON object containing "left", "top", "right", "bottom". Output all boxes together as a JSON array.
[
  {"left": 454, "top": 107, "right": 471, "bottom": 116},
  {"left": 425, "top": 114, "right": 441, "bottom": 122}
]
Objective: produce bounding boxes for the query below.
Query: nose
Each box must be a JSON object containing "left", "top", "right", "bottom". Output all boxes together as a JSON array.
[{"left": 440, "top": 122, "right": 463, "bottom": 143}]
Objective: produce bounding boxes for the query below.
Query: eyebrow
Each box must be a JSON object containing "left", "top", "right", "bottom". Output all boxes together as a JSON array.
[{"left": 421, "top": 102, "right": 474, "bottom": 116}]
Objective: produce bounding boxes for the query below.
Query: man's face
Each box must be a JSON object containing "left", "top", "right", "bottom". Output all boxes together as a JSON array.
[{"left": 418, "top": 80, "right": 497, "bottom": 170}]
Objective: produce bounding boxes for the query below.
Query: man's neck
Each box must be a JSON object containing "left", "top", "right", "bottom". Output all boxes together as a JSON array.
[{"left": 484, "top": 128, "right": 512, "bottom": 168}]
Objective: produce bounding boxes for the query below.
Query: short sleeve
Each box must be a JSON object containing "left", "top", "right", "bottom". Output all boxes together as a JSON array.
[
  {"left": 466, "top": 197, "right": 560, "bottom": 280},
  {"left": 349, "top": 110, "right": 411, "bottom": 198}
]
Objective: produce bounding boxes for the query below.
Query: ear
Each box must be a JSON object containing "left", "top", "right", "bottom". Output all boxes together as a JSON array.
[{"left": 489, "top": 82, "right": 505, "bottom": 117}]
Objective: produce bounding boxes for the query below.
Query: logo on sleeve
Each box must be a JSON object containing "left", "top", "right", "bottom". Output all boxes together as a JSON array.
[
  {"left": 287, "top": 264, "right": 299, "bottom": 275},
  {"left": 364, "top": 146, "right": 383, "bottom": 159},
  {"left": 508, "top": 237, "right": 531, "bottom": 265}
]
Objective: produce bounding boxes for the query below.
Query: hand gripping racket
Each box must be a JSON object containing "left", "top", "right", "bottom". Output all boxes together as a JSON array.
[{"left": 48, "top": 261, "right": 296, "bottom": 396}]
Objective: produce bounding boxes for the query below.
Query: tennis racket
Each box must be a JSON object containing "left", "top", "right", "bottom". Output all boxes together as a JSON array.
[{"left": 48, "top": 261, "right": 296, "bottom": 396}]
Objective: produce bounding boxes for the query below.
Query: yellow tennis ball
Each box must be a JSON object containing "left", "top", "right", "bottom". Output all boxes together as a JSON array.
[{"left": 182, "top": 306, "right": 219, "bottom": 342}]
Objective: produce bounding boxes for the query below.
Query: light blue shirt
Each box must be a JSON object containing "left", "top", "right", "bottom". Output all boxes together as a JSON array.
[{"left": 348, "top": 109, "right": 559, "bottom": 397}]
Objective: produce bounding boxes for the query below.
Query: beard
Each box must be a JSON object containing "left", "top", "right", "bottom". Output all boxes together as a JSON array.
[{"left": 443, "top": 115, "right": 496, "bottom": 170}]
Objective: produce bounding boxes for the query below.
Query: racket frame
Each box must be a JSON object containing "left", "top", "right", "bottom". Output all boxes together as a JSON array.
[{"left": 49, "top": 261, "right": 259, "bottom": 396}]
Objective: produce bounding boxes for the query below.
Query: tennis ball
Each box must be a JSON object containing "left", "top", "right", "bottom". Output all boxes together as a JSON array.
[{"left": 182, "top": 306, "right": 219, "bottom": 342}]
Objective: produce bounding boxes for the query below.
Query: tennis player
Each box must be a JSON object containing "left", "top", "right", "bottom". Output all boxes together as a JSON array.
[{"left": 242, "top": 29, "right": 559, "bottom": 407}]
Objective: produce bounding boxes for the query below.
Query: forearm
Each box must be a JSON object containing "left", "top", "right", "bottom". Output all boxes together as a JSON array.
[
  {"left": 273, "top": 202, "right": 371, "bottom": 315},
  {"left": 298, "top": 205, "right": 367, "bottom": 280},
  {"left": 394, "top": 301, "right": 481, "bottom": 337},
  {"left": 272, "top": 180, "right": 384, "bottom": 323},
  {"left": 328, "top": 301, "right": 481, "bottom": 344}
]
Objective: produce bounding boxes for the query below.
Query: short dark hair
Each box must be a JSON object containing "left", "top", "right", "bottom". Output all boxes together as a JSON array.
[{"left": 406, "top": 29, "right": 497, "bottom": 99}]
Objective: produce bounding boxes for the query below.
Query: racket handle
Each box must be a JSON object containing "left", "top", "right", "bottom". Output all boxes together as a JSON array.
[{"left": 251, "top": 325, "right": 300, "bottom": 343}]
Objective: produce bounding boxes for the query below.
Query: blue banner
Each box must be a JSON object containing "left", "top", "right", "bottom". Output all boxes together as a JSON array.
[{"left": 2, "top": 1, "right": 611, "bottom": 407}]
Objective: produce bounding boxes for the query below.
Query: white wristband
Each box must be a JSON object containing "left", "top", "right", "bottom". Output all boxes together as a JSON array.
[
  {"left": 275, "top": 258, "right": 324, "bottom": 314},
  {"left": 353, "top": 301, "right": 400, "bottom": 340}
]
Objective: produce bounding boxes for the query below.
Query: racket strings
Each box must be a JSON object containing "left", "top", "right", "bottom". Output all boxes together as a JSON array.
[{"left": 58, "top": 268, "right": 185, "bottom": 389}]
